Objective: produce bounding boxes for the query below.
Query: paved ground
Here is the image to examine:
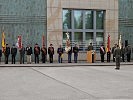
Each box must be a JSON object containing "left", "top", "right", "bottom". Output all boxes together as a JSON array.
[{"left": 0, "top": 63, "right": 133, "bottom": 100}]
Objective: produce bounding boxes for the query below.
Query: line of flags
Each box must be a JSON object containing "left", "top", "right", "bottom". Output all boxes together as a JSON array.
[{"left": 1, "top": 32, "right": 45, "bottom": 53}]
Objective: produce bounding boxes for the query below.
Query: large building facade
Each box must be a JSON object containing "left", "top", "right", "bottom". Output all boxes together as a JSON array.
[
  {"left": 0, "top": 0, "right": 118, "bottom": 61},
  {"left": 119, "top": 0, "right": 133, "bottom": 59}
]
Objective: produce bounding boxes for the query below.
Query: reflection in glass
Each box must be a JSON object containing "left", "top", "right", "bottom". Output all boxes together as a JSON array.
[
  {"left": 96, "top": 11, "right": 104, "bottom": 29},
  {"left": 74, "top": 32, "right": 83, "bottom": 42},
  {"left": 74, "top": 10, "right": 83, "bottom": 29},
  {"left": 85, "top": 11, "right": 93, "bottom": 29},
  {"left": 96, "top": 32, "right": 104, "bottom": 45},
  {"left": 63, "top": 9, "right": 71, "bottom": 29}
]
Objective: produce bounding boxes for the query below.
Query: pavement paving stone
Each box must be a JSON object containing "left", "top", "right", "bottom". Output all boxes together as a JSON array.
[{"left": 0, "top": 67, "right": 96, "bottom": 100}]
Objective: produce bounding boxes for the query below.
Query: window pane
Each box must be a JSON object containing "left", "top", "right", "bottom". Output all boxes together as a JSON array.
[
  {"left": 74, "top": 32, "right": 83, "bottom": 50},
  {"left": 86, "top": 32, "right": 93, "bottom": 44},
  {"left": 85, "top": 11, "right": 93, "bottom": 29},
  {"left": 74, "top": 10, "right": 83, "bottom": 29},
  {"left": 63, "top": 9, "right": 71, "bottom": 29},
  {"left": 74, "top": 32, "right": 83, "bottom": 42},
  {"left": 96, "top": 32, "right": 104, "bottom": 45},
  {"left": 96, "top": 11, "right": 104, "bottom": 29}
]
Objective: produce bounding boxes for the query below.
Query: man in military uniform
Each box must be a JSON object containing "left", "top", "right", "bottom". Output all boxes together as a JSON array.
[
  {"left": 5, "top": 44, "right": 10, "bottom": 64},
  {"left": 88, "top": 43, "right": 93, "bottom": 51},
  {"left": 73, "top": 44, "right": 79, "bottom": 63},
  {"left": 34, "top": 43, "right": 40, "bottom": 64},
  {"left": 100, "top": 44, "right": 105, "bottom": 62},
  {"left": 112, "top": 44, "right": 117, "bottom": 62},
  {"left": 114, "top": 45, "right": 121, "bottom": 70},
  {"left": 41, "top": 45, "right": 47, "bottom": 63},
  {"left": 48, "top": 44, "right": 54, "bottom": 63},
  {"left": 11, "top": 44, "right": 17, "bottom": 64},
  {"left": 126, "top": 45, "right": 131, "bottom": 62}
]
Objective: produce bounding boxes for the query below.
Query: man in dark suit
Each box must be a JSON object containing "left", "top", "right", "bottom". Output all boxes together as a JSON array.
[
  {"left": 57, "top": 45, "right": 63, "bottom": 63},
  {"left": 41, "top": 45, "right": 47, "bottom": 63},
  {"left": 34, "top": 43, "right": 40, "bottom": 64},
  {"left": 73, "top": 44, "right": 79, "bottom": 63},
  {"left": 26, "top": 44, "right": 33, "bottom": 64},
  {"left": 100, "top": 44, "right": 105, "bottom": 62},
  {"left": 5, "top": 44, "right": 10, "bottom": 64},
  {"left": 112, "top": 44, "right": 117, "bottom": 62},
  {"left": 48, "top": 44, "right": 54, "bottom": 63},
  {"left": 11, "top": 44, "right": 17, "bottom": 64},
  {"left": 0, "top": 49, "right": 2, "bottom": 64},
  {"left": 19, "top": 44, "right": 25, "bottom": 64},
  {"left": 126, "top": 45, "right": 131, "bottom": 62}
]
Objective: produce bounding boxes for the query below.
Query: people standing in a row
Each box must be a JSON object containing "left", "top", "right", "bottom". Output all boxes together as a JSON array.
[
  {"left": 48, "top": 44, "right": 54, "bottom": 63},
  {"left": 11, "top": 44, "right": 17, "bottom": 64},
  {"left": 100, "top": 44, "right": 105, "bottom": 62},
  {"left": 57, "top": 45, "right": 63, "bottom": 63}
]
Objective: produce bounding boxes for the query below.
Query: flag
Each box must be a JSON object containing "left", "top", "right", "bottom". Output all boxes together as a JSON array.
[
  {"left": 119, "top": 35, "right": 122, "bottom": 49},
  {"left": 16, "top": 35, "right": 22, "bottom": 48},
  {"left": 2, "top": 31, "right": 6, "bottom": 53},
  {"left": 42, "top": 34, "right": 45, "bottom": 46},
  {"left": 106, "top": 35, "right": 110, "bottom": 52}
]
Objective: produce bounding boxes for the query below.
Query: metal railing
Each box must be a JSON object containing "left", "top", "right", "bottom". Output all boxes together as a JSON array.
[{"left": 63, "top": 41, "right": 103, "bottom": 52}]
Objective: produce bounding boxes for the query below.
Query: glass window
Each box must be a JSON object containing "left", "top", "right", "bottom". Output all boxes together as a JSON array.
[
  {"left": 85, "top": 11, "right": 93, "bottom": 29},
  {"left": 86, "top": 32, "right": 93, "bottom": 44},
  {"left": 74, "top": 10, "right": 83, "bottom": 29},
  {"left": 96, "top": 11, "right": 104, "bottom": 29},
  {"left": 63, "top": 9, "right": 71, "bottom": 29},
  {"left": 74, "top": 32, "right": 83, "bottom": 42},
  {"left": 96, "top": 32, "right": 104, "bottom": 45}
]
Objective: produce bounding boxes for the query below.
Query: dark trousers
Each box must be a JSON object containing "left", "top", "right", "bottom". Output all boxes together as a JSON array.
[
  {"left": 49, "top": 54, "right": 53, "bottom": 63},
  {"left": 116, "top": 57, "right": 120, "bottom": 69},
  {"left": 122, "top": 54, "right": 125, "bottom": 62},
  {"left": 107, "top": 52, "right": 111, "bottom": 62},
  {"left": 68, "top": 53, "right": 72, "bottom": 63},
  {"left": 42, "top": 55, "right": 46, "bottom": 63},
  {"left": 113, "top": 55, "right": 115, "bottom": 62},
  {"left": 74, "top": 53, "right": 78, "bottom": 63},
  {"left": 101, "top": 54, "right": 104, "bottom": 62},
  {"left": 5, "top": 56, "right": 9, "bottom": 64},
  {"left": 127, "top": 54, "right": 131, "bottom": 62},
  {"left": 35, "top": 55, "right": 39, "bottom": 63},
  {"left": 12, "top": 55, "right": 16, "bottom": 64},
  {"left": 20, "top": 54, "right": 25, "bottom": 64},
  {"left": 58, "top": 55, "right": 62, "bottom": 63}
]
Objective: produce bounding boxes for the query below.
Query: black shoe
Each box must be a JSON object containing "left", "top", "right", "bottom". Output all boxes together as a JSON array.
[{"left": 115, "top": 68, "right": 120, "bottom": 70}]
